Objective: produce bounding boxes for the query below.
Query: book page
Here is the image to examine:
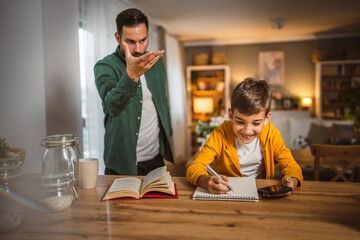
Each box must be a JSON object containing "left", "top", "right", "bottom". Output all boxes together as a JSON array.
[
  {"left": 192, "top": 177, "right": 259, "bottom": 201},
  {"left": 141, "top": 171, "right": 172, "bottom": 193},
  {"left": 141, "top": 172, "right": 175, "bottom": 197},
  {"left": 141, "top": 166, "right": 166, "bottom": 191},
  {"left": 108, "top": 177, "right": 142, "bottom": 194}
]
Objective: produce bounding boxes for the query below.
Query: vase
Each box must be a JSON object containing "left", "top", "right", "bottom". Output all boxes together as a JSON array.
[{"left": 0, "top": 148, "right": 26, "bottom": 233}]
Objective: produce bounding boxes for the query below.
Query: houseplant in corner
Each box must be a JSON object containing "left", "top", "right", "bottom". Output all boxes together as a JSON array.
[
  {"left": 342, "top": 82, "right": 360, "bottom": 131},
  {"left": 0, "top": 133, "right": 26, "bottom": 233}
]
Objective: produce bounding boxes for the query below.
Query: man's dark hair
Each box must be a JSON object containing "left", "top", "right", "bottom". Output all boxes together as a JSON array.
[
  {"left": 231, "top": 78, "right": 272, "bottom": 116},
  {"left": 116, "top": 8, "right": 148, "bottom": 36}
]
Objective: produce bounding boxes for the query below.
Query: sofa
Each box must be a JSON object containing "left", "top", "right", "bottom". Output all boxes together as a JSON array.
[
  {"left": 270, "top": 111, "right": 355, "bottom": 150},
  {"left": 271, "top": 113, "right": 355, "bottom": 169}
]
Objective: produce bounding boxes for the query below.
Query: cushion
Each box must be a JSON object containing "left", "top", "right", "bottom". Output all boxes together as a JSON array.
[
  {"left": 289, "top": 117, "right": 322, "bottom": 148},
  {"left": 321, "top": 119, "right": 354, "bottom": 128},
  {"left": 306, "top": 123, "right": 331, "bottom": 145}
]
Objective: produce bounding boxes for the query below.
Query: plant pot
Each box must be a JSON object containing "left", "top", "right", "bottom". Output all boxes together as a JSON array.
[{"left": 0, "top": 148, "right": 25, "bottom": 174}]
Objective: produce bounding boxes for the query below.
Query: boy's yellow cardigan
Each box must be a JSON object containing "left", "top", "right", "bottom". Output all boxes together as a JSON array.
[{"left": 186, "top": 121, "right": 303, "bottom": 187}]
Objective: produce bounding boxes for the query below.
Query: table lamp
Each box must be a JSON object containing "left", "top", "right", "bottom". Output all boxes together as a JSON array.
[
  {"left": 193, "top": 97, "right": 214, "bottom": 120},
  {"left": 301, "top": 97, "right": 312, "bottom": 110}
]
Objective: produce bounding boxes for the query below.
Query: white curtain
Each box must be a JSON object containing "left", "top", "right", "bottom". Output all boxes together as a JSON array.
[
  {"left": 78, "top": 0, "right": 160, "bottom": 174},
  {"left": 165, "top": 34, "right": 188, "bottom": 162}
]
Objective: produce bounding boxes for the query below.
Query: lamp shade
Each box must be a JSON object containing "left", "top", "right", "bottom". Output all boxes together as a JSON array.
[
  {"left": 301, "top": 97, "right": 312, "bottom": 107},
  {"left": 193, "top": 97, "right": 214, "bottom": 114}
]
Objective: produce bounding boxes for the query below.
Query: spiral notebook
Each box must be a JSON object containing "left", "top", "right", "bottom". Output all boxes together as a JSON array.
[{"left": 192, "top": 177, "right": 259, "bottom": 202}]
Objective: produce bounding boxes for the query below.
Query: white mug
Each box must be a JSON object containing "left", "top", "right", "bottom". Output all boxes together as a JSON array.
[{"left": 74, "top": 158, "right": 98, "bottom": 189}]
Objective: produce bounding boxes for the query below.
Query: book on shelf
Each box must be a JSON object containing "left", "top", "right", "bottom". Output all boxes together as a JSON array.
[
  {"left": 322, "top": 65, "right": 339, "bottom": 75},
  {"left": 322, "top": 95, "right": 330, "bottom": 104},
  {"left": 101, "top": 166, "right": 177, "bottom": 200},
  {"left": 192, "top": 177, "right": 259, "bottom": 202}
]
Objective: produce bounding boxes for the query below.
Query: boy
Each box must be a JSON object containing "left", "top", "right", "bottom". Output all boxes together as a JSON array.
[{"left": 186, "top": 78, "right": 303, "bottom": 196}]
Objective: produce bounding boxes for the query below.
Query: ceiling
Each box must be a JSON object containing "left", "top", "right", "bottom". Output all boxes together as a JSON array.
[{"left": 127, "top": 0, "right": 360, "bottom": 46}]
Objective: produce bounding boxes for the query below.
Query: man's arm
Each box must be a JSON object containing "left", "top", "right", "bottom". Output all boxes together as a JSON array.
[
  {"left": 94, "top": 42, "right": 165, "bottom": 117},
  {"left": 94, "top": 61, "right": 139, "bottom": 117}
]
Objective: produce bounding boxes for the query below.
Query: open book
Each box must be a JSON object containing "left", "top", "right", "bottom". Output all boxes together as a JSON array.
[
  {"left": 101, "top": 166, "right": 177, "bottom": 200},
  {"left": 192, "top": 177, "right": 259, "bottom": 202}
]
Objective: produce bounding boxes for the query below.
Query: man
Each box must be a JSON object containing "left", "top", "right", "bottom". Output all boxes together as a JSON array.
[{"left": 94, "top": 8, "right": 173, "bottom": 175}]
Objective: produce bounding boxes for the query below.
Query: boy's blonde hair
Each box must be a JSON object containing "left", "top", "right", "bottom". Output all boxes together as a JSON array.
[{"left": 231, "top": 78, "right": 272, "bottom": 116}]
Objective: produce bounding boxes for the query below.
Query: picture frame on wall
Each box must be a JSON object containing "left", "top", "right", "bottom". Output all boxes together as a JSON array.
[{"left": 259, "top": 51, "right": 285, "bottom": 85}]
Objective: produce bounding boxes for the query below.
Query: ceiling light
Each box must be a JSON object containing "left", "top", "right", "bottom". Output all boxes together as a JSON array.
[{"left": 270, "top": 17, "right": 285, "bottom": 29}]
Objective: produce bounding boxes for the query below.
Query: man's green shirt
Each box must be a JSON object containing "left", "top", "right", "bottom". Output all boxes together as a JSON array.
[{"left": 94, "top": 46, "right": 173, "bottom": 174}]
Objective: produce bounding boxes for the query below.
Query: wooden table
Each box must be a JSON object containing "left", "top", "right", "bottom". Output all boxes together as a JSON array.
[{"left": 3, "top": 176, "right": 360, "bottom": 240}]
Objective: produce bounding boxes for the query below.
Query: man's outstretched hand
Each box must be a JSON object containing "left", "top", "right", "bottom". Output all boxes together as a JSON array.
[{"left": 123, "top": 42, "right": 165, "bottom": 82}]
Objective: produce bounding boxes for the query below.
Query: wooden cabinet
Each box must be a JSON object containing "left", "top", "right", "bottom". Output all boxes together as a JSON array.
[
  {"left": 315, "top": 60, "right": 360, "bottom": 120},
  {"left": 186, "top": 65, "right": 230, "bottom": 122}
]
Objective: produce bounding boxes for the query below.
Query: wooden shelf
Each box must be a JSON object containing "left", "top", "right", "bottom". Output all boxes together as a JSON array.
[
  {"left": 322, "top": 88, "right": 347, "bottom": 91},
  {"left": 322, "top": 116, "right": 343, "bottom": 120},
  {"left": 322, "top": 74, "right": 360, "bottom": 77},
  {"left": 322, "top": 103, "right": 351, "bottom": 107},
  {"left": 196, "top": 77, "right": 223, "bottom": 82},
  {"left": 192, "top": 90, "right": 223, "bottom": 96}
]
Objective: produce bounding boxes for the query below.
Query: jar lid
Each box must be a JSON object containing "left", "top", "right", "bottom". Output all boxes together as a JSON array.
[{"left": 41, "top": 134, "right": 79, "bottom": 147}]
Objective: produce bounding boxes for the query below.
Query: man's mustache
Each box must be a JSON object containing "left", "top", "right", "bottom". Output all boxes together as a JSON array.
[{"left": 132, "top": 52, "right": 144, "bottom": 57}]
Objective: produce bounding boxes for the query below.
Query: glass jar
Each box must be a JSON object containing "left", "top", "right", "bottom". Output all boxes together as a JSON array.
[
  {"left": 39, "top": 134, "right": 80, "bottom": 212},
  {"left": 39, "top": 181, "right": 76, "bottom": 213},
  {"left": 0, "top": 150, "right": 26, "bottom": 233}
]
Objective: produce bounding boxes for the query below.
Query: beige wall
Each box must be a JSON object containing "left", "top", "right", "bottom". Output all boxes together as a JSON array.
[{"left": 185, "top": 37, "right": 360, "bottom": 100}]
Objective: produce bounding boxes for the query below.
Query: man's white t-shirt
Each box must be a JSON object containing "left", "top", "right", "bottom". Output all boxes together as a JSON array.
[
  {"left": 136, "top": 75, "right": 160, "bottom": 162},
  {"left": 235, "top": 136, "right": 265, "bottom": 178}
]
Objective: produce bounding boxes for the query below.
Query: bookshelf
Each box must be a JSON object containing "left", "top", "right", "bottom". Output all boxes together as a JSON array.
[
  {"left": 186, "top": 65, "right": 230, "bottom": 156},
  {"left": 315, "top": 60, "right": 360, "bottom": 120},
  {"left": 186, "top": 65, "right": 230, "bottom": 122}
]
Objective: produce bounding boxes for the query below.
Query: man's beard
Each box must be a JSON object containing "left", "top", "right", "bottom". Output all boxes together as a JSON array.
[
  {"left": 132, "top": 52, "right": 144, "bottom": 57},
  {"left": 119, "top": 46, "right": 145, "bottom": 57}
]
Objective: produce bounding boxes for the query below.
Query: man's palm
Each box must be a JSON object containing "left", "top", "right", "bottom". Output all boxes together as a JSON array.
[{"left": 123, "top": 42, "right": 164, "bottom": 82}]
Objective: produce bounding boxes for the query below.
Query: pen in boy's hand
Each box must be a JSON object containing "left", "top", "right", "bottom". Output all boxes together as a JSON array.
[{"left": 206, "top": 165, "right": 235, "bottom": 193}]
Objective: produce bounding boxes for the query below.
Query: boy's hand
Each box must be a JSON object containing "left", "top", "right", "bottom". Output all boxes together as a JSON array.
[
  {"left": 283, "top": 177, "right": 298, "bottom": 192},
  {"left": 263, "top": 177, "right": 298, "bottom": 198},
  {"left": 197, "top": 174, "right": 230, "bottom": 194}
]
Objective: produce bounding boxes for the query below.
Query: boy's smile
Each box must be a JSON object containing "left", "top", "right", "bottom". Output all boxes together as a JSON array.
[{"left": 228, "top": 108, "right": 271, "bottom": 144}]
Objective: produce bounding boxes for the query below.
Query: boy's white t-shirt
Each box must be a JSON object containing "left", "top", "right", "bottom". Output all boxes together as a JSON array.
[{"left": 235, "top": 136, "right": 265, "bottom": 178}]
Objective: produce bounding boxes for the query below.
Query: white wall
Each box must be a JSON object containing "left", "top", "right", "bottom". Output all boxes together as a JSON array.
[
  {"left": 42, "top": 0, "right": 82, "bottom": 140},
  {"left": 0, "top": 0, "right": 82, "bottom": 173},
  {"left": 0, "top": 0, "right": 46, "bottom": 173}
]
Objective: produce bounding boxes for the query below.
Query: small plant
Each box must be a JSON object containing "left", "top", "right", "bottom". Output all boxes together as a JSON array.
[
  {"left": 0, "top": 133, "right": 19, "bottom": 158},
  {"left": 190, "top": 116, "right": 227, "bottom": 151},
  {"left": 293, "top": 96, "right": 301, "bottom": 109}
]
